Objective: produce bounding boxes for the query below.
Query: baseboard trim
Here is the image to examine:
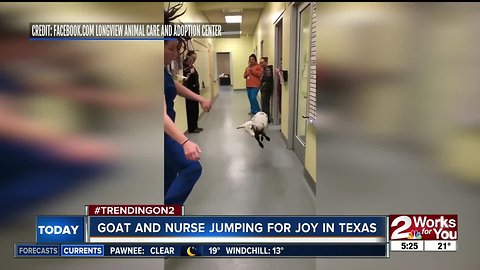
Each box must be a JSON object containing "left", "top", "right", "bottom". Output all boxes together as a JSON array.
[
  {"left": 280, "top": 131, "right": 288, "bottom": 146},
  {"left": 304, "top": 168, "right": 316, "bottom": 196}
]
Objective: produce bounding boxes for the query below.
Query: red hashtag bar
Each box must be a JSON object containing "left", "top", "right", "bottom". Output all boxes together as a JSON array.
[{"left": 87, "top": 205, "right": 183, "bottom": 216}]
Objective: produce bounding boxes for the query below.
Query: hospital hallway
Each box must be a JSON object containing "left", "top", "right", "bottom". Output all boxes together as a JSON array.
[
  {"left": 2, "top": 2, "right": 480, "bottom": 269},
  {"left": 165, "top": 86, "right": 316, "bottom": 269}
]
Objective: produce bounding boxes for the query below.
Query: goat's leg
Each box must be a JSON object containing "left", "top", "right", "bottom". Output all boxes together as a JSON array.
[
  {"left": 255, "top": 133, "right": 264, "bottom": 148},
  {"left": 262, "top": 131, "right": 271, "bottom": 141}
]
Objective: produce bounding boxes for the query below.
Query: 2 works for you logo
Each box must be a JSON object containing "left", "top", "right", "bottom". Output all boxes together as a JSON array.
[{"left": 389, "top": 215, "right": 457, "bottom": 241}]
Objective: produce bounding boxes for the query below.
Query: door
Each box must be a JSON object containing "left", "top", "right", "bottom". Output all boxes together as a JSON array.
[
  {"left": 293, "top": 2, "right": 311, "bottom": 163},
  {"left": 274, "top": 17, "right": 283, "bottom": 125}
]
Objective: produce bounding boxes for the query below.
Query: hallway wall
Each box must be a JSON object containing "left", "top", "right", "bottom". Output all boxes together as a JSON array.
[
  {"left": 253, "top": 2, "right": 286, "bottom": 62},
  {"left": 254, "top": 2, "right": 317, "bottom": 182},
  {"left": 253, "top": 2, "right": 287, "bottom": 139},
  {"left": 254, "top": 3, "right": 291, "bottom": 139},
  {"left": 281, "top": 7, "right": 292, "bottom": 142}
]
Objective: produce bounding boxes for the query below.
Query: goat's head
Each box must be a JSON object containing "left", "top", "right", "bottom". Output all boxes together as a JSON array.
[{"left": 237, "top": 120, "right": 255, "bottom": 137}]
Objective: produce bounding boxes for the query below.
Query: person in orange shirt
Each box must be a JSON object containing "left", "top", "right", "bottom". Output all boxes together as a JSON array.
[{"left": 243, "top": 54, "right": 263, "bottom": 115}]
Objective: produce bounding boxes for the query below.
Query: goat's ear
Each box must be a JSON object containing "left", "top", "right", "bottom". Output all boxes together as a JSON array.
[{"left": 236, "top": 126, "right": 244, "bottom": 129}]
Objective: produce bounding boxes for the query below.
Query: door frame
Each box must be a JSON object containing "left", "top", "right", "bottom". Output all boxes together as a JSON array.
[
  {"left": 289, "top": 1, "right": 311, "bottom": 163},
  {"left": 260, "top": 40, "right": 264, "bottom": 59},
  {"left": 273, "top": 12, "right": 284, "bottom": 126},
  {"left": 215, "top": 52, "right": 233, "bottom": 87}
]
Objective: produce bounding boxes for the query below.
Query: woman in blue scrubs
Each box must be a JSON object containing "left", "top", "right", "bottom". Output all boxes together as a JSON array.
[{"left": 164, "top": 3, "right": 212, "bottom": 205}]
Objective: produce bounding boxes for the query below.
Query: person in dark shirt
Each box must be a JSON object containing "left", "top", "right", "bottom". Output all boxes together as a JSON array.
[
  {"left": 260, "top": 57, "right": 274, "bottom": 123},
  {"left": 183, "top": 50, "right": 203, "bottom": 133}
]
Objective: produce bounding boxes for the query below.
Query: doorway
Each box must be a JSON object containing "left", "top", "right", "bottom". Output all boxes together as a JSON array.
[
  {"left": 216, "top": 52, "right": 232, "bottom": 87},
  {"left": 292, "top": 2, "right": 311, "bottom": 163}
]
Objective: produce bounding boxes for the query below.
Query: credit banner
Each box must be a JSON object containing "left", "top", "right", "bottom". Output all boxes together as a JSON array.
[
  {"left": 29, "top": 23, "right": 242, "bottom": 40},
  {"left": 88, "top": 216, "right": 386, "bottom": 243}
]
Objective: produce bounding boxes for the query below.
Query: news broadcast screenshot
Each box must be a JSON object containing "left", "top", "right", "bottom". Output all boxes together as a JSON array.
[{"left": 1, "top": 2, "right": 479, "bottom": 270}]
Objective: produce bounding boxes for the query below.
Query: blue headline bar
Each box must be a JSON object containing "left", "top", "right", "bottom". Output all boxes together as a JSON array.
[{"left": 88, "top": 216, "right": 386, "bottom": 238}]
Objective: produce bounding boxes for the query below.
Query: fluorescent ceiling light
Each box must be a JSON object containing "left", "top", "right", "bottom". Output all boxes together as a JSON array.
[
  {"left": 225, "top": 15, "right": 242, "bottom": 23},
  {"left": 222, "top": 31, "right": 242, "bottom": 36}
]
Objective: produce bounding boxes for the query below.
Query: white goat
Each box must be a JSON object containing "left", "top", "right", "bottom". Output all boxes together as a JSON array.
[{"left": 237, "top": 112, "right": 271, "bottom": 148}]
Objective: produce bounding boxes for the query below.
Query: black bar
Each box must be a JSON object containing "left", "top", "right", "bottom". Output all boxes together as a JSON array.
[
  {"left": 192, "top": 244, "right": 387, "bottom": 257},
  {"left": 15, "top": 243, "right": 388, "bottom": 258}
]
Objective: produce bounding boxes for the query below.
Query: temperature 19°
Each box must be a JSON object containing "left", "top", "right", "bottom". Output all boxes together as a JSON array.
[{"left": 209, "top": 247, "right": 220, "bottom": 254}]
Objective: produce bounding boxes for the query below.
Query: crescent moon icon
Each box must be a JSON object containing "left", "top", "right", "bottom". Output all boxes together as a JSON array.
[{"left": 187, "top": 246, "right": 196, "bottom": 256}]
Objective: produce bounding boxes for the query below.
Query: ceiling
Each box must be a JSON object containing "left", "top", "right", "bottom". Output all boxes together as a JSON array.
[{"left": 195, "top": 2, "right": 267, "bottom": 36}]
